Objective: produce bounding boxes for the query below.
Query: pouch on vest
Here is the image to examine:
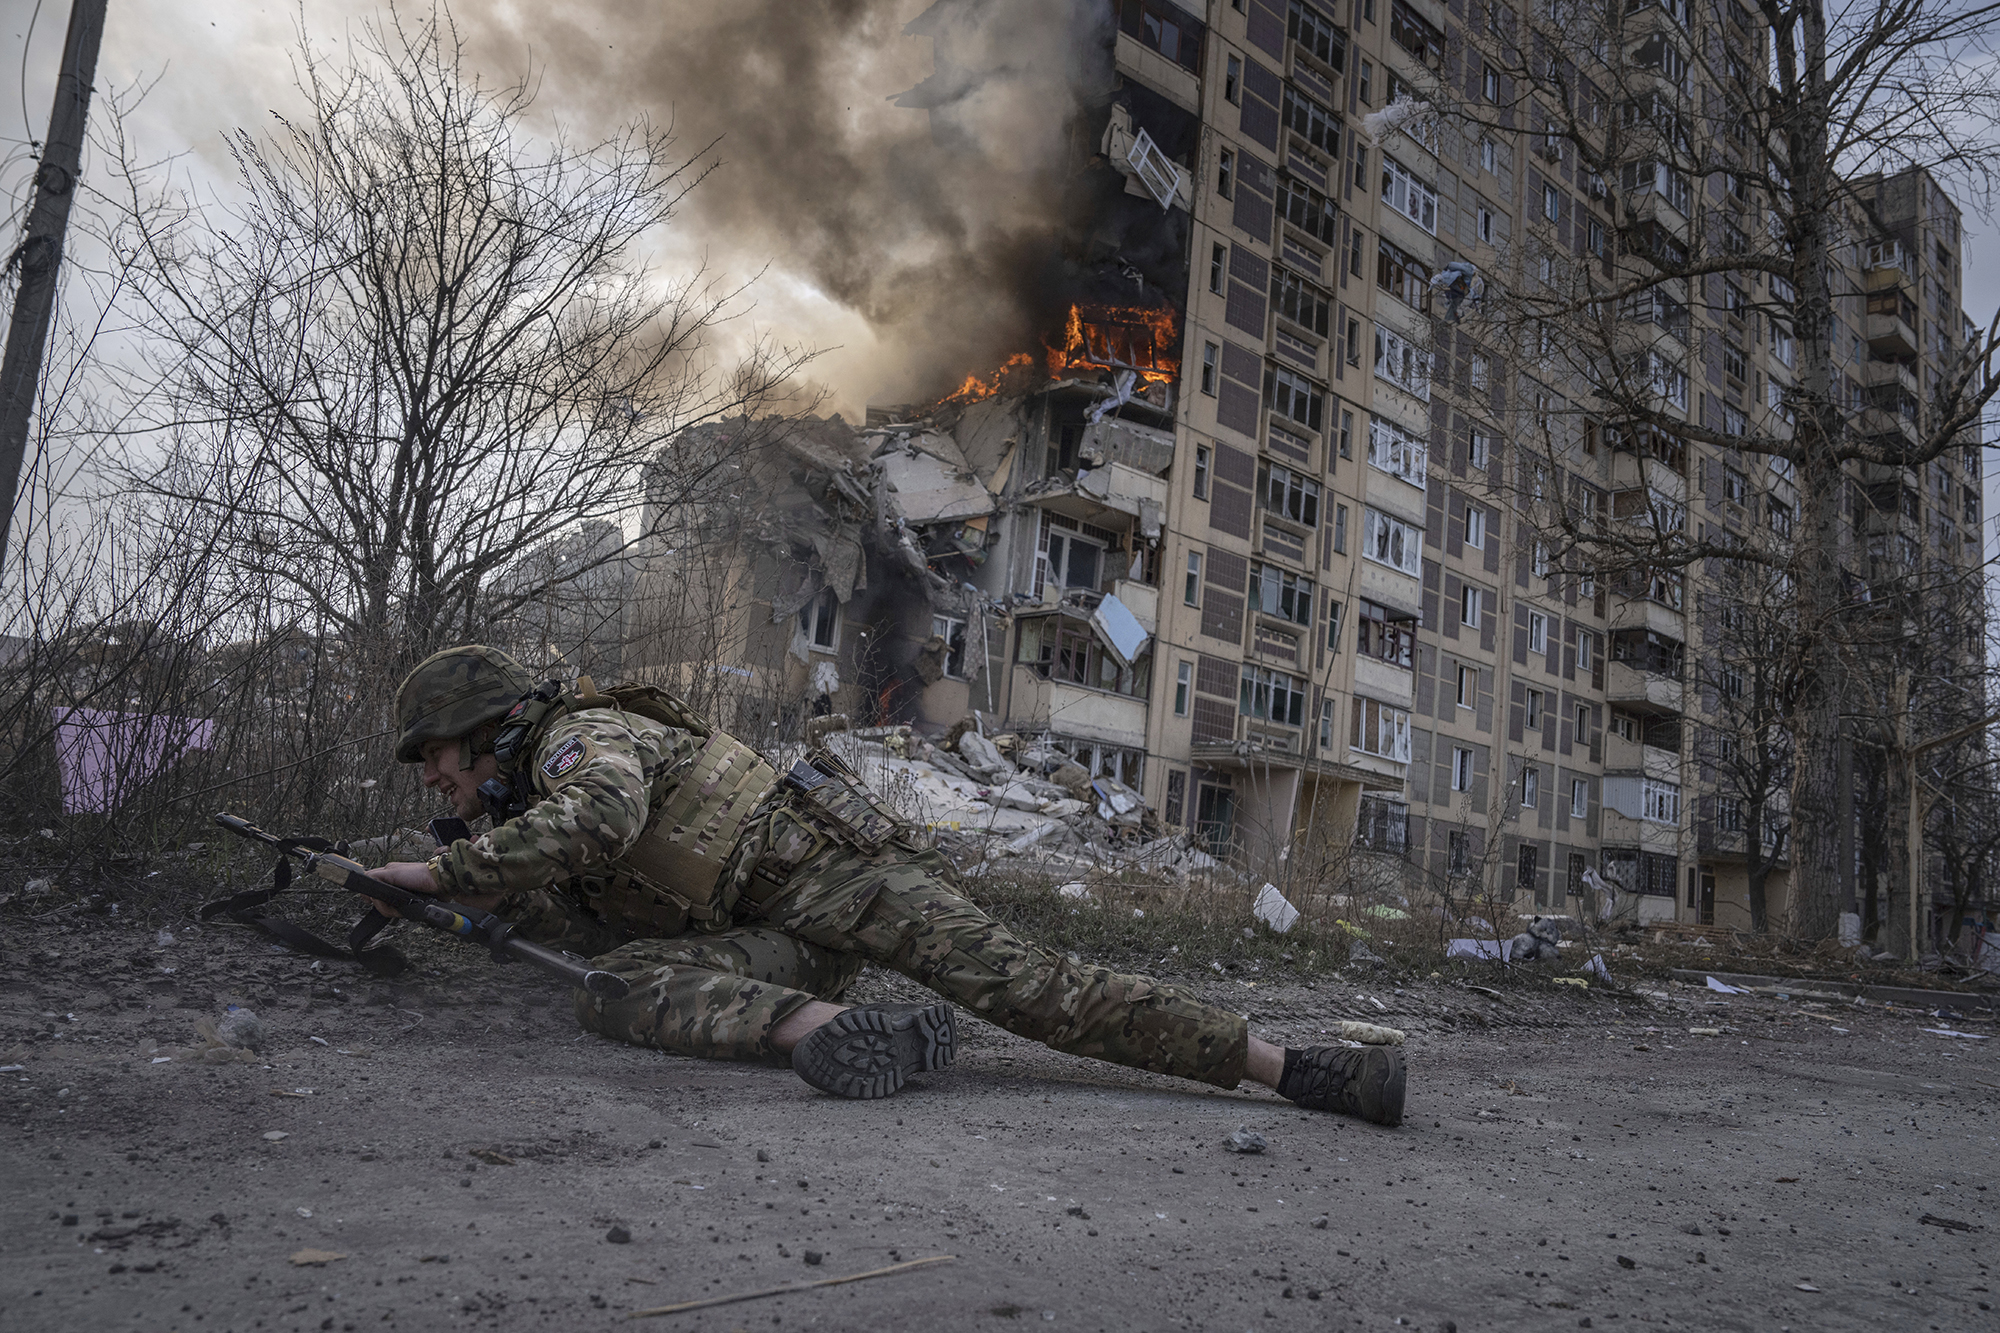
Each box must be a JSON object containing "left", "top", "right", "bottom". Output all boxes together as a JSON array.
[{"left": 780, "top": 757, "right": 898, "bottom": 853}]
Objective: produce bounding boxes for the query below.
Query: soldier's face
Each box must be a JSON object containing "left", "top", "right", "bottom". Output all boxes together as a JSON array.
[{"left": 419, "top": 736, "right": 500, "bottom": 820}]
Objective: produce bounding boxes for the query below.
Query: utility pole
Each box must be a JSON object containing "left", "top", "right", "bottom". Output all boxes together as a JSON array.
[{"left": 0, "top": 0, "right": 110, "bottom": 578}]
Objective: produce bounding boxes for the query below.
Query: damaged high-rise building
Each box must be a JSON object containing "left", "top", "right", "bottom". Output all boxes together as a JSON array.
[{"left": 626, "top": 0, "right": 1989, "bottom": 937}]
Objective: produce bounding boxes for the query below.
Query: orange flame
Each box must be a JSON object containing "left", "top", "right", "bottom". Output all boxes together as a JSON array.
[
  {"left": 943, "top": 352, "right": 1039, "bottom": 406},
  {"left": 1044, "top": 303, "right": 1180, "bottom": 384}
]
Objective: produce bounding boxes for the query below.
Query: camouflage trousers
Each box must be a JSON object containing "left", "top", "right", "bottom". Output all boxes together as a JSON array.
[{"left": 576, "top": 840, "right": 1250, "bottom": 1088}]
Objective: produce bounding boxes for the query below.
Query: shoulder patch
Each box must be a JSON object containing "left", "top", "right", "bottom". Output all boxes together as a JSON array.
[{"left": 540, "top": 734, "right": 589, "bottom": 780}]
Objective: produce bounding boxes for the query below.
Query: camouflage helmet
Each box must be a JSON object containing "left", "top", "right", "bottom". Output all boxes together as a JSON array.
[{"left": 394, "top": 645, "right": 534, "bottom": 764}]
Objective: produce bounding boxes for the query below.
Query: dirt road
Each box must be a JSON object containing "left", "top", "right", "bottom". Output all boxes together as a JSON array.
[{"left": 2, "top": 918, "right": 1993, "bottom": 1332}]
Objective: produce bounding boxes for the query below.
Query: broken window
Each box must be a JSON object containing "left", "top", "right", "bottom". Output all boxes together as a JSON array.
[
  {"left": 1194, "top": 778, "right": 1235, "bottom": 855},
  {"left": 1225, "top": 53, "right": 1242, "bottom": 103},
  {"left": 1521, "top": 765, "right": 1540, "bottom": 808},
  {"left": 1357, "top": 797, "right": 1410, "bottom": 853},
  {"left": 1363, "top": 507, "right": 1421, "bottom": 575},
  {"left": 1276, "top": 174, "right": 1338, "bottom": 244},
  {"left": 1282, "top": 84, "right": 1341, "bottom": 159},
  {"left": 1380, "top": 156, "right": 1438, "bottom": 233},
  {"left": 1642, "top": 779, "right": 1681, "bottom": 825},
  {"left": 1287, "top": 0, "right": 1348, "bottom": 73},
  {"left": 1264, "top": 364, "right": 1326, "bottom": 430},
  {"left": 1389, "top": 0, "right": 1444, "bottom": 65},
  {"left": 1262, "top": 463, "right": 1321, "bottom": 527},
  {"left": 1043, "top": 530, "right": 1104, "bottom": 591},
  {"left": 1350, "top": 696, "right": 1412, "bottom": 760},
  {"left": 1366, "top": 417, "right": 1428, "bottom": 488},
  {"left": 1241, "top": 665, "right": 1308, "bottom": 726},
  {"left": 929, "top": 615, "right": 969, "bottom": 679},
  {"left": 1449, "top": 830, "right": 1473, "bottom": 875},
  {"left": 1118, "top": 0, "right": 1205, "bottom": 72},
  {"left": 1217, "top": 148, "right": 1235, "bottom": 199},
  {"left": 1271, "top": 268, "right": 1331, "bottom": 335},
  {"left": 1209, "top": 244, "right": 1226, "bottom": 295},
  {"left": 1249, "top": 561, "right": 1315, "bottom": 626},
  {"left": 1164, "top": 769, "right": 1187, "bottom": 826},
  {"left": 1373, "top": 327, "right": 1430, "bottom": 400},
  {"left": 799, "top": 588, "right": 839, "bottom": 651},
  {"left": 1376, "top": 238, "right": 1431, "bottom": 311},
  {"left": 1018, "top": 616, "right": 1152, "bottom": 700},
  {"left": 1356, "top": 598, "right": 1414, "bottom": 667},
  {"left": 1571, "top": 782, "right": 1589, "bottom": 820}
]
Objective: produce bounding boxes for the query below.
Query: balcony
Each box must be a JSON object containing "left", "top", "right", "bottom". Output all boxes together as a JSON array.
[
  {"left": 1861, "top": 358, "right": 1919, "bottom": 396},
  {"left": 1866, "top": 311, "right": 1918, "bottom": 359},
  {"left": 1603, "top": 730, "right": 1682, "bottom": 779},
  {"left": 1353, "top": 654, "right": 1415, "bottom": 709},
  {"left": 1605, "top": 662, "right": 1684, "bottom": 714}
]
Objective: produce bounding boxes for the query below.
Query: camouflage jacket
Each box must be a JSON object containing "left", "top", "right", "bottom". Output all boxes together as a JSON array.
[{"left": 428, "top": 707, "right": 768, "bottom": 945}]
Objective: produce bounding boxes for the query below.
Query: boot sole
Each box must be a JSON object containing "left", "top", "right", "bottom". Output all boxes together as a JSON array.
[{"left": 791, "top": 1003, "right": 958, "bottom": 1099}]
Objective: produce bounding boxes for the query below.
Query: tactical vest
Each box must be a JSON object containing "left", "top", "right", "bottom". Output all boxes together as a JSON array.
[{"left": 492, "top": 677, "right": 779, "bottom": 935}]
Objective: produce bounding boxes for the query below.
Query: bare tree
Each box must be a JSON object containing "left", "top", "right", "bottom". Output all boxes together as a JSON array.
[
  {"left": 1387, "top": 0, "right": 2000, "bottom": 942},
  {"left": 107, "top": 8, "right": 815, "bottom": 679}
]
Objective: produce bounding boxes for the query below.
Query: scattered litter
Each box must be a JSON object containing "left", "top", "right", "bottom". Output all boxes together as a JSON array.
[
  {"left": 1552, "top": 977, "right": 1588, "bottom": 988},
  {"left": 1616, "top": 1255, "right": 1636, "bottom": 1269},
  {"left": 1056, "top": 882, "right": 1091, "bottom": 901},
  {"left": 470, "top": 1148, "right": 516, "bottom": 1166},
  {"left": 1688, "top": 1028, "right": 1723, "bottom": 1037},
  {"left": 153, "top": 929, "right": 174, "bottom": 948},
  {"left": 1704, "top": 977, "right": 1749, "bottom": 994},
  {"left": 1348, "top": 939, "right": 1386, "bottom": 967},
  {"left": 148, "top": 1057, "right": 171, "bottom": 1065},
  {"left": 212, "top": 1006, "right": 265, "bottom": 1052},
  {"left": 606, "top": 1226, "right": 632, "bottom": 1244},
  {"left": 1506, "top": 917, "right": 1563, "bottom": 963},
  {"left": 1922, "top": 1029, "right": 1990, "bottom": 1041},
  {"left": 1252, "top": 883, "right": 1300, "bottom": 934},
  {"left": 261, "top": 1131, "right": 290, "bottom": 1142},
  {"left": 269, "top": 1089, "right": 312, "bottom": 1099},
  {"left": 1919, "top": 1213, "right": 1981, "bottom": 1232},
  {"left": 1330, "top": 1021, "right": 1405, "bottom": 1046},
  {"left": 1447, "top": 938, "right": 1510, "bottom": 962},
  {"left": 288, "top": 1249, "right": 344, "bottom": 1266},
  {"left": 1794, "top": 1282, "right": 1820, "bottom": 1292},
  {"left": 1364, "top": 995, "right": 1387, "bottom": 1012},
  {"left": 1582, "top": 954, "right": 1614, "bottom": 984},
  {"left": 309, "top": 1036, "right": 330, "bottom": 1047},
  {"left": 1224, "top": 1128, "right": 1268, "bottom": 1154}
]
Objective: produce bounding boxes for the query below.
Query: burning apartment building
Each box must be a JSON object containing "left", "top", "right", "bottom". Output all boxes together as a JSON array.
[{"left": 624, "top": 0, "right": 1988, "bottom": 933}]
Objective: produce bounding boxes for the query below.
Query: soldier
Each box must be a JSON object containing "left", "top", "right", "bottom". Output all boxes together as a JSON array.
[{"left": 364, "top": 646, "right": 1406, "bottom": 1123}]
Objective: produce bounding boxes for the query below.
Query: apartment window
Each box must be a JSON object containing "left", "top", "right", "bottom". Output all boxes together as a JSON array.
[
  {"left": 1272, "top": 268, "right": 1332, "bottom": 335},
  {"left": 1642, "top": 778, "right": 1682, "bottom": 825},
  {"left": 1264, "top": 464, "right": 1322, "bottom": 526},
  {"left": 1543, "top": 183, "right": 1561, "bottom": 221},
  {"left": 1452, "top": 746, "right": 1475, "bottom": 791},
  {"left": 1577, "top": 631, "right": 1595, "bottom": 671},
  {"left": 1469, "top": 430, "right": 1491, "bottom": 470},
  {"left": 800, "top": 587, "right": 840, "bottom": 651},
  {"left": 1522, "top": 766, "right": 1540, "bottom": 808},
  {"left": 1250, "top": 561, "right": 1315, "bottom": 626},
  {"left": 1570, "top": 778, "right": 1589, "bottom": 818},
  {"left": 1333, "top": 504, "right": 1348, "bottom": 553},
  {"left": 1276, "top": 176, "right": 1339, "bottom": 244},
  {"left": 1339, "top": 409, "right": 1354, "bottom": 459},
  {"left": 1351, "top": 696, "right": 1413, "bottom": 761},
  {"left": 1610, "top": 710, "right": 1638, "bottom": 741},
  {"left": 1344, "top": 316, "right": 1362, "bottom": 363},
  {"left": 1325, "top": 595, "right": 1343, "bottom": 650},
  {"left": 1389, "top": 0, "right": 1445, "bottom": 64},
  {"left": 1528, "top": 611, "right": 1548, "bottom": 654},
  {"left": 1352, "top": 146, "right": 1369, "bottom": 195},
  {"left": 1532, "top": 541, "right": 1551, "bottom": 581},
  {"left": 1363, "top": 507, "right": 1423, "bottom": 575},
  {"left": 1184, "top": 550, "right": 1203, "bottom": 605},
  {"left": 1218, "top": 148, "right": 1235, "bottom": 199},
  {"left": 1517, "top": 843, "right": 1538, "bottom": 892},
  {"left": 1209, "top": 244, "right": 1226, "bottom": 295},
  {"left": 1118, "top": 0, "right": 1205, "bottom": 69},
  {"left": 1575, "top": 702, "right": 1590, "bottom": 739},
  {"left": 1174, "top": 661, "right": 1192, "bottom": 716},
  {"left": 1282, "top": 84, "right": 1341, "bottom": 158},
  {"left": 1356, "top": 598, "right": 1415, "bottom": 667},
  {"left": 1586, "top": 219, "right": 1605, "bottom": 256},
  {"left": 1456, "top": 663, "right": 1475, "bottom": 707},
  {"left": 1377, "top": 238, "right": 1432, "bottom": 310},
  {"left": 1381, "top": 157, "right": 1439, "bottom": 233},
  {"left": 1525, "top": 688, "right": 1543, "bottom": 729},
  {"left": 1367, "top": 417, "right": 1428, "bottom": 486},
  {"left": 1288, "top": 0, "right": 1350, "bottom": 70},
  {"left": 1043, "top": 530, "right": 1103, "bottom": 590},
  {"left": 1265, "top": 364, "right": 1326, "bottom": 430},
  {"left": 1723, "top": 338, "right": 1747, "bottom": 382},
  {"left": 1374, "top": 327, "right": 1431, "bottom": 399},
  {"left": 1718, "top": 663, "right": 1745, "bottom": 699},
  {"left": 1480, "top": 137, "right": 1497, "bottom": 173},
  {"left": 1460, "top": 583, "right": 1483, "bottom": 628},
  {"left": 1464, "top": 505, "right": 1487, "bottom": 550},
  {"left": 1449, "top": 830, "right": 1472, "bottom": 875},
  {"left": 1225, "top": 54, "right": 1242, "bottom": 104},
  {"left": 1194, "top": 444, "right": 1211, "bottom": 499},
  {"left": 1241, "top": 666, "right": 1307, "bottom": 726},
  {"left": 1481, "top": 64, "right": 1499, "bottom": 102},
  {"left": 1723, "top": 466, "right": 1747, "bottom": 504},
  {"left": 1620, "top": 159, "right": 1691, "bottom": 216},
  {"left": 1717, "top": 796, "right": 1744, "bottom": 833},
  {"left": 931, "top": 615, "right": 969, "bottom": 677},
  {"left": 1318, "top": 697, "right": 1338, "bottom": 749},
  {"left": 1200, "top": 342, "right": 1219, "bottom": 396},
  {"left": 1358, "top": 59, "right": 1373, "bottom": 105},
  {"left": 1164, "top": 769, "right": 1187, "bottom": 826}
]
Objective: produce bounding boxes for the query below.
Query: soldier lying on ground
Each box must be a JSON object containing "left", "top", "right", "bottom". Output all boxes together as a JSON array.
[{"left": 363, "top": 646, "right": 1407, "bottom": 1124}]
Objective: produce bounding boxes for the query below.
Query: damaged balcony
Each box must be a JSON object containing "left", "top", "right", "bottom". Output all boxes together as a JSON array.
[{"left": 1007, "top": 602, "right": 1153, "bottom": 759}]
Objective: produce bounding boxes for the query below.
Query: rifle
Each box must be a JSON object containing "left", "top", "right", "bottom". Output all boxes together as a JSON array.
[{"left": 208, "top": 813, "right": 629, "bottom": 999}]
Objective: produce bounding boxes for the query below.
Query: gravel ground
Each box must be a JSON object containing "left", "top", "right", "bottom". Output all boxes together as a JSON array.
[{"left": 1, "top": 914, "right": 1995, "bottom": 1332}]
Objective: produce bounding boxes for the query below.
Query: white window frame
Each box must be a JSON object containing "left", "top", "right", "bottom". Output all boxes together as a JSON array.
[
  {"left": 1174, "top": 660, "right": 1193, "bottom": 716},
  {"left": 1642, "top": 778, "right": 1682, "bottom": 825},
  {"left": 1352, "top": 696, "right": 1414, "bottom": 762},
  {"left": 1452, "top": 746, "right": 1475, "bottom": 791},
  {"left": 1460, "top": 584, "right": 1482, "bottom": 627},
  {"left": 1456, "top": 663, "right": 1475, "bottom": 708},
  {"left": 930, "top": 614, "right": 970, "bottom": 679},
  {"left": 1570, "top": 778, "right": 1589, "bottom": 818},
  {"left": 1374, "top": 326, "right": 1432, "bottom": 400},
  {"left": 1184, "top": 550, "right": 1203, "bottom": 606},
  {"left": 1381, "top": 156, "right": 1439, "bottom": 232},
  {"left": 1464, "top": 505, "right": 1487, "bottom": 550},
  {"left": 1577, "top": 630, "right": 1595, "bottom": 670},
  {"left": 1367, "top": 417, "right": 1430, "bottom": 487},
  {"left": 1362, "top": 507, "right": 1424, "bottom": 576},
  {"left": 799, "top": 587, "right": 841, "bottom": 652},
  {"left": 1525, "top": 688, "right": 1543, "bottom": 728},
  {"left": 1522, "top": 765, "right": 1540, "bottom": 808},
  {"left": 1528, "top": 610, "right": 1549, "bottom": 653},
  {"left": 1469, "top": 429, "right": 1492, "bottom": 469}
]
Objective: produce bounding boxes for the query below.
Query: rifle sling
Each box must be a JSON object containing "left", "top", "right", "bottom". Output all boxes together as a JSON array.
[{"left": 199, "top": 853, "right": 408, "bottom": 977}]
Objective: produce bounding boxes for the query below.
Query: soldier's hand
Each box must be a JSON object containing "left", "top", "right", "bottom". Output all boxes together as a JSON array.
[{"left": 365, "top": 860, "right": 442, "bottom": 919}]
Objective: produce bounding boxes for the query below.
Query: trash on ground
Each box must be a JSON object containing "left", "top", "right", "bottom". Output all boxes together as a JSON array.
[
  {"left": 289, "top": 1249, "right": 344, "bottom": 1266},
  {"left": 1329, "top": 1020, "right": 1404, "bottom": 1045},
  {"left": 1251, "top": 883, "right": 1300, "bottom": 934},
  {"left": 1447, "top": 938, "right": 1510, "bottom": 962},
  {"left": 261, "top": 1131, "right": 290, "bottom": 1142},
  {"left": 1704, "top": 976, "right": 1749, "bottom": 994},
  {"left": 1922, "top": 1028, "right": 1990, "bottom": 1040}
]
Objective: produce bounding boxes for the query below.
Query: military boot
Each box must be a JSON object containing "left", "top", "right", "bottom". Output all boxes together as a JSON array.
[
  {"left": 1277, "top": 1045, "right": 1406, "bottom": 1125},
  {"left": 791, "top": 1002, "right": 958, "bottom": 1099}
]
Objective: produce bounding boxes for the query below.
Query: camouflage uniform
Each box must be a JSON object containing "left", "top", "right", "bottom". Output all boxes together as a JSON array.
[{"left": 424, "top": 702, "right": 1248, "bottom": 1089}]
